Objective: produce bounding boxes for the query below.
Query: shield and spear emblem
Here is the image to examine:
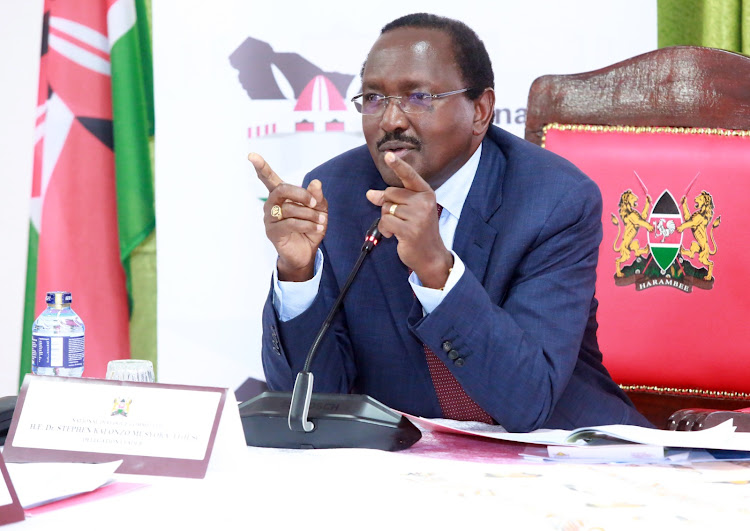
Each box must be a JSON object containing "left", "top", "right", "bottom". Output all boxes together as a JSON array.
[{"left": 611, "top": 172, "right": 718, "bottom": 292}]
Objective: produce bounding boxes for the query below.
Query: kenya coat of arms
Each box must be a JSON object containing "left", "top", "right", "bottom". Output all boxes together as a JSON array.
[{"left": 610, "top": 173, "right": 721, "bottom": 292}]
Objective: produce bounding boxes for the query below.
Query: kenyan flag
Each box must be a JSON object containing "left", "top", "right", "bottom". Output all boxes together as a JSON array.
[{"left": 21, "top": 0, "right": 155, "bottom": 383}]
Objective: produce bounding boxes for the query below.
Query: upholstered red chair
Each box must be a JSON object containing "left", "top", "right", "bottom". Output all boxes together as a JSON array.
[{"left": 525, "top": 46, "right": 750, "bottom": 429}]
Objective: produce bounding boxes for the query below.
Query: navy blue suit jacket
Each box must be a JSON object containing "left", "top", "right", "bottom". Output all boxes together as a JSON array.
[{"left": 261, "top": 126, "right": 651, "bottom": 431}]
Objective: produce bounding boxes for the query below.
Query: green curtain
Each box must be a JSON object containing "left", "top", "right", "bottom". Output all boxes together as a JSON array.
[{"left": 658, "top": 0, "right": 749, "bottom": 55}]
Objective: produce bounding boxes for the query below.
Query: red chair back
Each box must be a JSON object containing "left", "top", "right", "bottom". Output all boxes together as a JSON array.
[{"left": 526, "top": 47, "right": 750, "bottom": 427}]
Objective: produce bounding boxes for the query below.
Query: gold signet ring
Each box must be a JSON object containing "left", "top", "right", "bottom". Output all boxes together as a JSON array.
[
  {"left": 271, "top": 204, "right": 283, "bottom": 220},
  {"left": 389, "top": 203, "right": 398, "bottom": 216}
]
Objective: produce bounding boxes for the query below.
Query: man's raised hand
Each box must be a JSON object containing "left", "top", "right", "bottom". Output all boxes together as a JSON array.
[
  {"left": 365, "top": 152, "right": 453, "bottom": 289},
  {"left": 249, "top": 153, "right": 328, "bottom": 282}
]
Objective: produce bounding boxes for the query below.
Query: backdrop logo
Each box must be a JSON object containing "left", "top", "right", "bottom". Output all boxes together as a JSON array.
[
  {"left": 610, "top": 172, "right": 721, "bottom": 292},
  {"left": 229, "top": 36, "right": 358, "bottom": 137}
]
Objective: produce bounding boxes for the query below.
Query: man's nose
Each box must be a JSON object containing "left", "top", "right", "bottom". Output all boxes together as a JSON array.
[{"left": 379, "top": 97, "right": 409, "bottom": 131}]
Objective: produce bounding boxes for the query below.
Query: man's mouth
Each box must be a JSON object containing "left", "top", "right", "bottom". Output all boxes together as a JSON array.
[{"left": 378, "top": 140, "right": 420, "bottom": 159}]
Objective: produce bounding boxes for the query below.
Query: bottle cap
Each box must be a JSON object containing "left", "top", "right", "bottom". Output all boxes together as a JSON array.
[{"left": 46, "top": 292, "right": 72, "bottom": 305}]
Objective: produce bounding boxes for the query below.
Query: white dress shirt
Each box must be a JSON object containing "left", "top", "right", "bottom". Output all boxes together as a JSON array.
[{"left": 273, "top": 144, "right": 482, "bottom": 321}]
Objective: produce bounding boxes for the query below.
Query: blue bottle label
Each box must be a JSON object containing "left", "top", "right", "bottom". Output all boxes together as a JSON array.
[
  {"left": 45, "top": 292, "right": 72, "bottom": 304},
  {"left": 32, "top": 334, "right": 84, "bottom": 369}
]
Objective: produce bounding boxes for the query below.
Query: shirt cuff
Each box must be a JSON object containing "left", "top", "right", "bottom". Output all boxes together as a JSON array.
[
  {"left": 272, "top": 249, "right": 324, "bottom": 322},
  {"left": 410, "top": 250, "right": 465, "bottom": 315}
]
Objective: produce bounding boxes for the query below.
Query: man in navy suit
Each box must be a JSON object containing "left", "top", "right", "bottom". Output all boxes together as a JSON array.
[{"left": 250, "top": 13, "right": 651, "bottom": 431}]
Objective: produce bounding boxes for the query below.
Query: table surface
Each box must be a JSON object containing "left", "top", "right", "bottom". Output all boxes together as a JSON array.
[{"left": 5, "top": 428, "right": 750, "bottom": 530}]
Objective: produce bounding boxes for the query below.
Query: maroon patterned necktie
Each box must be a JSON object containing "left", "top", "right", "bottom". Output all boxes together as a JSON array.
[{"left": 417, "top": 205, "right": 494, "bottom": 423}]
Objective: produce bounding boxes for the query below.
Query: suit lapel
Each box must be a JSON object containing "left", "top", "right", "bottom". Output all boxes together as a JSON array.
[
  {"left": 453, "top": 206, "right": 498, "bottom": 283},
  {"left": 453, "top": 135, "right": 506, "bottom": 283}
]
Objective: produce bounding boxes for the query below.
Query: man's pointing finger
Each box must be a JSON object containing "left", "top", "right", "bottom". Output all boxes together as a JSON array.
[
  {"left": 384, "top": 152, "right": 431, "bottom": 192},
  {"left": 248, "top": 152, "right": 283, "bottom": 192}
]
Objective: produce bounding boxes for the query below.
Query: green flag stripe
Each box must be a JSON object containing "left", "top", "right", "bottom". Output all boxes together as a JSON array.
[
  {"left": 111, "top": 15, "right": 155, "bottom": 263},
  {"left": 20, "top": 224, "right": 40, "bottom": 386}
]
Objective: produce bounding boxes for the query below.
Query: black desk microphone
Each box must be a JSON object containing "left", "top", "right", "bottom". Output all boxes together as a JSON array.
[{"left": 240, "top": 218, "right": 422, "bottom": 451}]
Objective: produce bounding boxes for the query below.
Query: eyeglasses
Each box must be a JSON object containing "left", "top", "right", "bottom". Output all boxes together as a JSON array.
[{"left": 351, "top": 88, "right": 471, "bottom": 115}]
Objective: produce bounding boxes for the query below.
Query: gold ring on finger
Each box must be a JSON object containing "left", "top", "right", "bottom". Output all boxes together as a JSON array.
[
  {"left": 271, "top": 204, "right": 283, "bottom": 220},
  {"left": 389, "top": 203, "right": 398, "bottom": 216}
]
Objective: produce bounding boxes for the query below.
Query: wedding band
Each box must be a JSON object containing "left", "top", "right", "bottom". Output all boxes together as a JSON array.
[
  {"left": 389, "top": 203, "right": 398, "bottom": 216},
  {"left": 271, "top": 204, "right": 283, "bottom": 220}
]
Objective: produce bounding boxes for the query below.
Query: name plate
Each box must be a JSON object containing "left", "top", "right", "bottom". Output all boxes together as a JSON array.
[
  {"left": 0, "top": 447, "right": 24, "bottom": 525},
  {"left": 3, "top": 375, "right": 228, "bottom": 479}
]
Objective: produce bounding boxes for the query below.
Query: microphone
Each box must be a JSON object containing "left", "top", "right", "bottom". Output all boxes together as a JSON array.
[{"left": 240, "top": 218, "right": 422, "bottom": 451}]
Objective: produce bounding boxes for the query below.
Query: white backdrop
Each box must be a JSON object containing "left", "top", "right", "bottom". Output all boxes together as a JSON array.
[
  {"left": 0, "top": 0, "right": 44, "bottom": 396},
  {"left": 152, "top": 0, "right": 657, "bottom": 391}
]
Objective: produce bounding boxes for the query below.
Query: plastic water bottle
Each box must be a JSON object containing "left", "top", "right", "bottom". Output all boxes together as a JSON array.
[{"left": 31, "top": 291, "right": 85, "bottom": 377}]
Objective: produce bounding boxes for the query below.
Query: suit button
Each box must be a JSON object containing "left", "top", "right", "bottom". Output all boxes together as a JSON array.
[
  {"left": 448, "top": 350, "right": 459, "bottom": 360},
  {"left": 442, "top": 341, "right": 452, "bottom": 353},
  {"left": 454, "top": 358, "right": 465, "bottom": 367}
]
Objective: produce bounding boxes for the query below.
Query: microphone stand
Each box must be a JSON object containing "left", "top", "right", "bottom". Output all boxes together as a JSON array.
[
  {"left": 240, "top": 218, "right": 422, "bottom": 451},
  {"left": 288, "top": 218, "right": 381, "bottom": 433}
]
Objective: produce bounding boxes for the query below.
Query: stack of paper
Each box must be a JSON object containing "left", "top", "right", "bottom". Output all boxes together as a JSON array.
[{"left": 404, "top": 414, "right": 750, "bottom": 464}]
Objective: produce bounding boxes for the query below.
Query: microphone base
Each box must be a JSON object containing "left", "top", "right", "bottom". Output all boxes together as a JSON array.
[{"left": 239, "top": 391, "right": 422, "bottom": 451}]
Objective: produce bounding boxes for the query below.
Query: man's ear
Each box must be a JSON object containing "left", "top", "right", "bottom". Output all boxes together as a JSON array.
[{"left": 473, "top": 88, "right": 495, "bottom": 136}]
